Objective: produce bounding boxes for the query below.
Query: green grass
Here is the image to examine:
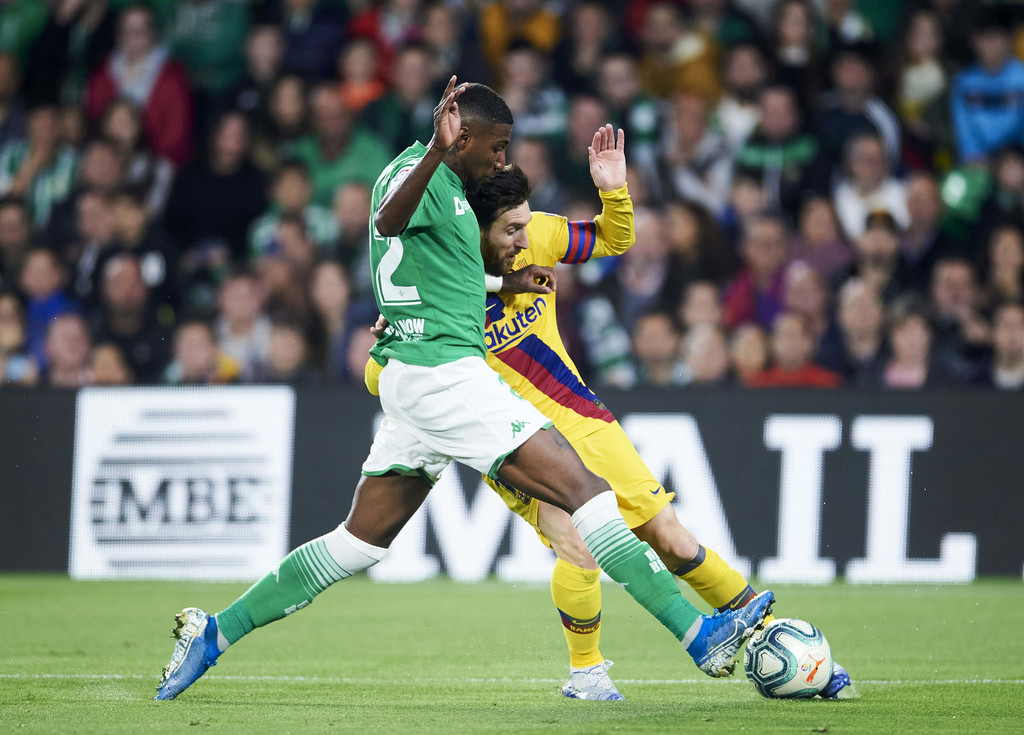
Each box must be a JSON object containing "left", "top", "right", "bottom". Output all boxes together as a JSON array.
[{"left": 1, "top": 575, "right": 1022, "bottom": 734}]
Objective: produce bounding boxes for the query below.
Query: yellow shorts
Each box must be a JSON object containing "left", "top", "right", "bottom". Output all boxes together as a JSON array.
[{"left": 485, "top": 421, "right": 674, "bottom": 547}]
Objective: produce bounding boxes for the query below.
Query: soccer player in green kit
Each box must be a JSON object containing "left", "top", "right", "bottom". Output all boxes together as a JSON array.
[{"left": 154, "top": 77, "right": 772, "bottom": 701}]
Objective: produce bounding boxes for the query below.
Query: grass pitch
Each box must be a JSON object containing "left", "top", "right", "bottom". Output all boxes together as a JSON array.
[{"left": 1, "top": 575, "right": 1022, "bottom": 734}]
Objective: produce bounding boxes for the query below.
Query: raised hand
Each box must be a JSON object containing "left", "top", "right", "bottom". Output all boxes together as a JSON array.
[
  {"left": 588, "top": 124, "right": 626, "bottom": 192},
  {"left": 430, "top": 76, "right": 466, "bottom": 154}
]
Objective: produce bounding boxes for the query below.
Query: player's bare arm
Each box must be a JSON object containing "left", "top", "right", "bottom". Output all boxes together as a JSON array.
[{"left": 374, "top": 75, "right": 465, "bottom": 237}]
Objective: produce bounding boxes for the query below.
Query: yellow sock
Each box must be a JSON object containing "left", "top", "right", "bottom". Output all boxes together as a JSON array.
[
  {"left": 676, "top": 545, "right": 774, "bottom": 621},
  {"left": 550, "top": 558, "right": 604, "bottom": 669}
]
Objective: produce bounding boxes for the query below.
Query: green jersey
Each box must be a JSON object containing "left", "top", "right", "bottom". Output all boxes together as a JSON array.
[{"left": 369, "top": 142, "right": 486, "bottom": 368}]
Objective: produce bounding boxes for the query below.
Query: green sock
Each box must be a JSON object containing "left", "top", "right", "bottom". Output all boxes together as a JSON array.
[
  {"left": 572, "top": 492, "right": 703, "bottom": 641},
  {"left": 216, "top": 526, "right": 387, "bottom": 646}
]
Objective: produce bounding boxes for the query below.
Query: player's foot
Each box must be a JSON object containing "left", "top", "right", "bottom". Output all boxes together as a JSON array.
[
  {"left": 687, "top": 590, "right": 774, "bottom": 678},
  {"left": 154, "top": 607, "right": 221, "bottom": 700},
  {"left": 561, "top": 659, "right": 625, "bottom": 701},
  {"left": 819, "top": 662, "right": 859, "bottom": 699}
]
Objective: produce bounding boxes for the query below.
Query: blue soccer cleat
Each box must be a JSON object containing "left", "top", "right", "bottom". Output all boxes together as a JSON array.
[
  {"left": 819, "top": 662, "right": 859, "bottom": 699},
  {"left": 154, "top": 607, "right": 221, "bottom": 700},
  {"left": 686, "top": 590, "right": 774, "bottom": 677},
  {"left": 561, "top": 659, "right": 625, "bottom": 701}
]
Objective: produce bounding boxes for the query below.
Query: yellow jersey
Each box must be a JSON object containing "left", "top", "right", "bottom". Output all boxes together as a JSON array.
[{"left": 482, "top": 185, "right": 633, "bottom": 443}]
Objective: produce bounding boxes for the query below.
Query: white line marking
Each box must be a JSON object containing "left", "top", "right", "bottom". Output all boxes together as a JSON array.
[{"left": 1, "top": 674, "right": 1022, "bottom": 686}]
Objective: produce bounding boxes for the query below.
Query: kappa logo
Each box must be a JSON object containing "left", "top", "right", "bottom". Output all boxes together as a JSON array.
[
  {"left": 510, "top": 419, "right": 527, "bottom": 437},
  {"left": 453, "top": 196, "right": 471, "bottom": 215}
]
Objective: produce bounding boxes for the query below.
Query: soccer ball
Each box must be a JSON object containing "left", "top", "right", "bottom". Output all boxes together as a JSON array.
[{"left": 743, "top": 618, "right": 833, "bottom": 699}]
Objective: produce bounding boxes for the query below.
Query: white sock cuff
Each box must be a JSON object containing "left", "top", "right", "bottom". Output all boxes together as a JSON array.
[
  {"left": 570, "top": 491, "right": 620, "bottom": 540},
  {"left": 323, "top": 524, "right": 389, "bottom": 574}
]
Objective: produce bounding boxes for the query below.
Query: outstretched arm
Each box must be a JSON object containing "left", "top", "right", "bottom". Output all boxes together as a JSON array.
[
  {"left": 374, "top": 76, "right": 464, "bottom": 236},
  {"left": 588, "top": 125, "right": 634, "bottom": 257}
]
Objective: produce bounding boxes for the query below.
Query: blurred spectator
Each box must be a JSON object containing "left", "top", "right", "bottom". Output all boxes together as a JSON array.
[
  {"left": 511, "top": 137, "right": 567, "bottom": 215},
  {"left": 256, "top": 252, "right": 309, "bottom": 324},
  {"left": 836, "top": 211, "right": 912, "bottom": 303},
  {"left": 689, "top": 0, "right": 760, "bottom": 48},
  {"left": 631, "top": 310, "right": 686, "bottom": 387},
  {"left": 421, "top": 2, "right": 479, "bottom": 83},
  {"left": 734, "top": 85, "right": 828, "bottom": 218},
  {"left": 346, "top": 0, "right": 422, "bottom": 83},
  {"left": 597, "top": 53, "right": 663, "bottom": 182},
  {"left": 308, "top": 260, "right": 352, "bottom": 383},
  {"left": 833, "top": 132, "right": 908, "bottom": 239},
  {"left": 656, "top": 93, "right": 731, "bottom": 216},
  {"left": 557, "top": 94, "right": 609, "bottom": 199},
  {"left": 0, "top": 103, "right": 78, "bottom": 229},
  {"left": 269, "top": 213, "right": 317, "bottom": 282},
  {"left": 985, "top": 302, "right": 1024, "bottom": 390},
  {"left": 336, "top": 38, "right": 387, "bottom": 115},
  {"left": 42, "top": 312, "right": 90, "bottom": 387},
  {"left": 747, "top": 311, "right": 842, "bottom": 387},
  {"left": 164, "top": 318, "right": 239, "bottom": 385},
  {"left": 788, "top": 196, "right": 852, "bottom": 281},
  {"left": 951, "top": 7, "right": 1024, "bottom": 165},
  {"left": 978, "top": 146, "right": 1024, "bottom": 236},
  {"left": 87, "top": 340, "right": 131, "bottom": 385},
  {"left": 892, "top": 8, "right": 950, "bottom": 167},
  {"left": 824, "top": 0, "right": 873, "bottom": 47},
  {"left": 215, "top": 270, "right": 270, "bottom": 381},
  {"left": 722, "top": 212, "right": 788, "bottom": 330},
  {"left": 478, "top": 0, "right": 561, "bottom": 85},
  {"left": 550, "top": 1, "right": 616, "bottom": 95},
  {"left": 99, "top": 99, "right": 174, "bottom": 217},
  {"left": 678, "top": 280, "right": 722, "bottom": 332},
  {"left": 164, "top": 109, "right": 267, "bottom": 271},
  {"left": 343, "top": 320, "right": 379, "bottom": 386},
  {"left": 268, "top": 0, "right": 345, "bottom": 81},
  {"left": 784, "top": 260, "right": 841, "bottom": 357},
  {"left": 501, "top": 41, "right": 567, "bottom": 145},
  {"left": 929, "top": 257, "right": 990, "bottom": 364},
  {"left": 819, "top": 277, "right": 886, "bottom": 384},
  {"left": 901, "top": 170, "right": 961, "bottom": 290},
  {"left": 225, "top": 23, "right": 285, "bottom": 126},
  {"left": 680, "top": 322, "right": 730, "bottom": 387},
  {"left": 600, "top": 207, "right": 672, "bottom": 331},
  {"left": 331, "top": 181, "right": 372, "bottom": 294},
  {"left": 712, "top": 41, "right": 767, "bottom": 152},
  {"left": 64, "top": 189, "right": 116, "bottom": 307},
  {"left": 729, "top": 321, "right": 769, "bottom": 385},
  {"left": 875, "top": 295, "right": 955, "bottom": 388},
  {"left": 815, "top": 43, "right": 902, "bottom": 172},
  {"left": 43, "top": 137, "right": 122, "bottom": 252},
  {"left": 249, "top": 161, "right": 338, "bottom": 261},
  {"left": 663, "top": 198, "right": 733, "bottom": 287},
  {"left": 0, "top": 195, "right": 30, "bottom": 287},
  {"left": 159, "top": 0, "right": 249, "bottom": 108},
  {"left": 0, "top": 289, "right": 36, "bottom": 385},
  {"left": 101, "top": 186, "right": 177, "bottom": 311},
  {"left": 256, "top": 319, "right": 320, "bottom": 385},
  {"left": 980, "top": 224, "right": 1024, "bottom": 310},
  {"left": 717, "top": 171, "right": 765, "bottom": 250},
  {"left": 0, "top": 0, "right": 47, "bottom": 67},
  {"left": 18, "top": 247, "right": 79, "bottom": 364},
  {"left": 359, "top": 42, "right": 437, "bottom": 156},
  {"left": 287, "top": 84, "right": 392, "bottom": 208},
  {"left": 637, "top": 2, "right": 720, "bottom": 102},
  {"left": 89, "top": 254, "right": 171, "bottom": 383},
  {"left": 251, "top": 73, "right": 308, "bottom": 171},
  {"left": 0, "top": 53, "right": 26, "bottom": 147},
  {"left": 769, "top": 0, "right": 823, "bottom": 110},
  {"left": 84, "top": 4, "right": 194, "bottom": 166}
]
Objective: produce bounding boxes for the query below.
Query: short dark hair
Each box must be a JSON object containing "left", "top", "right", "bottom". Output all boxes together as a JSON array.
[
  {"left": 466, "top": 165, "right": 531, "bottom": 230},
  {"left": 457, "top": 83, "right": 513, "bottom": 127}
]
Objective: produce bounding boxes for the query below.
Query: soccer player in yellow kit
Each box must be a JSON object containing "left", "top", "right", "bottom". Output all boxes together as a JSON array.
[{"left": 368, "top": 125, "right": 852, "bottom": 700}]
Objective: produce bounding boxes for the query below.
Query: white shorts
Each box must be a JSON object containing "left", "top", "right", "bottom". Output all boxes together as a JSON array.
[{"left": 361, "top": 356, "right": 552, "bottom": 484}]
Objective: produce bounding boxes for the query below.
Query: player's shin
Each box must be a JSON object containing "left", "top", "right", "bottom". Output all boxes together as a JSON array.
[
  {"left": 571, "top": 491, "right": 703, "bottom": 642},
  {"left": 214, "top": 524, "right": 387, "bottom": 648},
  {"left": 675, "top": 544, "right": 759, "bottom": 613},
  {"left": 551, "top": 558, "right": 604, "bottom": 669}
]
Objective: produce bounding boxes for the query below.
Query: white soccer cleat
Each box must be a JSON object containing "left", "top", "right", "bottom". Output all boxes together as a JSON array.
[{"left": 561, "top": 659, "right": 625, "bottom": 701}]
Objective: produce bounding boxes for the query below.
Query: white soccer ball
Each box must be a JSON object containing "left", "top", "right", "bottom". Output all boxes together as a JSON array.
[{"left": 743, "top": 618, "right": 833, "bottom": 699}]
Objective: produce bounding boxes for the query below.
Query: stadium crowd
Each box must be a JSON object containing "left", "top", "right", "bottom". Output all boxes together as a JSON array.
[{"left": 0, "top": 0, "right": 1023, "bottom": 390}]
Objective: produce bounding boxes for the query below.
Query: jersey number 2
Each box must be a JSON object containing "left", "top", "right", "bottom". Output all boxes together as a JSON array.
[{"left": 375, "top": 236, "right": 421, "bottom": 305}]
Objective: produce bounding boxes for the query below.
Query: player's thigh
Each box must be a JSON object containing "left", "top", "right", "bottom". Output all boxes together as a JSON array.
[
  {"left": 484, "top": 474, "right": 596, "bottom": 569},
  {"left": 380, "top": 356, "right": 552, "bottom": 479},
  {"left": 572, "top": 423, "right": 674, "bottom": 529},
  {"left": 498, "top": 427, "right": 609, "bottom": 513}
]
